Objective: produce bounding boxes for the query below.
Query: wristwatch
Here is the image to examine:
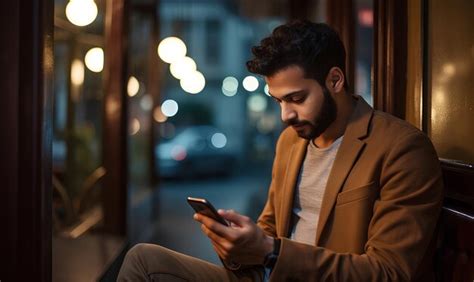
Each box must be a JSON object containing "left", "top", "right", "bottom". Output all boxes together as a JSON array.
[
  {"left": 263, "top": 237, "right": 281, "bottom": 269},
  {"left": 225, "top": 260, "right": 241, "bottom": 270}
]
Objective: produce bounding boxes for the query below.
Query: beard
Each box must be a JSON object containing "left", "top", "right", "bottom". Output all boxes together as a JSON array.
[{"left": 286, "top": 87, "right": 337, "bottom": 140}]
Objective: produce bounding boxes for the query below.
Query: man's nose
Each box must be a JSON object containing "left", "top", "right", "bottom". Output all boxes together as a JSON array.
[{"left": 281, "top": 103, "right": 297, "bottom": 123}]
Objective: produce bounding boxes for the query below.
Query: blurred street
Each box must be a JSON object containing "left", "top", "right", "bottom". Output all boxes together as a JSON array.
[{"left": 150, "top": 164, "right": 272, "bottom": 264}]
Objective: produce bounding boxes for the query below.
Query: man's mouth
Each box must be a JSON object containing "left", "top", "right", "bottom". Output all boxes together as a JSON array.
[{"left": 292, "top": 123, "right": 305, "bottom": 130}]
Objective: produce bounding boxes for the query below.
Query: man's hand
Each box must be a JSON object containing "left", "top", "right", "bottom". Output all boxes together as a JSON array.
[{"left": 194, "top": 209, "right": 274, "bottom": 265}]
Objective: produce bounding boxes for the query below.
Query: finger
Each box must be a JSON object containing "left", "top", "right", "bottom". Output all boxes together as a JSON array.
[
  {"left": 201, "top": 225, "right": 237, "bottom": 257},
  {"left": 211, "top": 241, "right": 228, "bottom": 260},
  {"left": 195, "top": 213, "right": 235, "bottom": 239},
  {"left": 206, "top": 230, "right": 231, "bottom": 259},
  {"left": 200, "top": 224, "right": 228, "bottom": 246},
  {"left": 217, "top": 210, "right": 238, "bottom": 228},
  {"left": 218, "top": 210, "right": 251, "bottom": 227}
]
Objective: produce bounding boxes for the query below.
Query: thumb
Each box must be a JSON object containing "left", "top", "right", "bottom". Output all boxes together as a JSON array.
[{"left": 218, "top": 209, "right": 251, "bottom": 227}]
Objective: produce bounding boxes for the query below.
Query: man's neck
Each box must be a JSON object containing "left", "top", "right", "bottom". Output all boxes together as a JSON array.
[{"left": 313, "top": 93, "right": 357, "bottom": 148}]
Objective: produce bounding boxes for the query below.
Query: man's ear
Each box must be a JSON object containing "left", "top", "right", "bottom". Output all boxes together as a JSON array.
[{"left": 325, "top": 67, "right": 345, "bottom": 93}]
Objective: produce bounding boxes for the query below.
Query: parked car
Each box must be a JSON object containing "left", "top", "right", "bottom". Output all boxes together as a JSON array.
[{"left": 155, "top": 126, "right": 237, "bottom": 178}]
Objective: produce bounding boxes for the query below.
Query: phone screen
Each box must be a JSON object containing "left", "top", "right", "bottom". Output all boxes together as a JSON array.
[{"left": 187, "top": 197, "right": 229, "bottom": 226}]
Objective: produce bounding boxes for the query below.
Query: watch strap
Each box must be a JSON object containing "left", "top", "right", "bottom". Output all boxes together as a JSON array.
[{"left": 263, "top": 237, "right": 281, "bottom": 269}]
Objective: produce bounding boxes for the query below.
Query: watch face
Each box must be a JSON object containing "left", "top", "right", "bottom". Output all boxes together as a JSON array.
[{"left": 226, "top": 261, "right": 241, "bottom": 270}]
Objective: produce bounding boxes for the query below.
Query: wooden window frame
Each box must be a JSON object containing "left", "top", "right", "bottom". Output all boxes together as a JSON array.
[{"left": 0, "top": 0, "right": 54, "bottom": 280}]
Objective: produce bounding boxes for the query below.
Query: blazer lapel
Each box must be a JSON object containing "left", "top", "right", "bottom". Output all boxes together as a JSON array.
[
  {"left": 278, "top": 137, "right": 308, "bottom": 237},
  {"left": 315, "top": 96, "right": 374, "bottom": 245}
]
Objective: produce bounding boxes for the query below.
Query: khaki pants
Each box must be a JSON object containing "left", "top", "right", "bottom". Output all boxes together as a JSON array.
[{"left": 117, "top": 244, "right": 264, "bottom": 281}]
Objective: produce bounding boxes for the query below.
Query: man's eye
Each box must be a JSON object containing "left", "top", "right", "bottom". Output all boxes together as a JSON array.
[{"left": 291, "top": 96, "right": 305, "bottom": 103}]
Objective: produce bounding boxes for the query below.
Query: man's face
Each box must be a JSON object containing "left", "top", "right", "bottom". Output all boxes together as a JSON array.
[{"left": 265, "top": 65, "right": 337, "bottom": 140}]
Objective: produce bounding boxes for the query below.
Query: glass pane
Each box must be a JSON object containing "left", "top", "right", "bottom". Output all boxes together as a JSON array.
[
  {"left": 428, "top": 0, "right": 474, "bottom": 164},
  {"left": 52, "top": 0, "right": 120, "bottom": 280},
  {"left": 53, "top": 0, "right": 106, "bottom": 234},
  {"left": 126, "top": 7, "right": 155, "bottom": 244}
]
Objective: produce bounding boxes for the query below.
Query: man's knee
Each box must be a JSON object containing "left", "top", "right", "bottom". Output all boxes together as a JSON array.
[
  {"left": 127, "top": 243, "right": 182, "bottom": 268},
  {"left": 125, "top": 243, "right": 150, "bottom": 261},
  {"left": 119, "top": 243, "right": 170, "bottom": 281},
  {"left": 124, "top": 243, "right": 167, "bottom": 265}
]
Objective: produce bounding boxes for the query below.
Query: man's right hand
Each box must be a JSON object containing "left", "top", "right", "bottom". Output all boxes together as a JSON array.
[{"left": 194, "top": 209, "right": 274, "bottom": 265}]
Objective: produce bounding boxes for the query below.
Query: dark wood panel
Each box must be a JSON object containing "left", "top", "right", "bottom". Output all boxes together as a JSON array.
[
  {"left": 436, "top": 160, "right": 474, "bottom": 282},
  {"left": 441, "top": 159, "right": 474, "bottom": 209},
  {"left": 0, "top": 1, "right": 20, "bottom": 280},
  {"left": 373, "top": 0, "right": 408, "bottom": 118},
  {"left": 102, "top": 0, "right": 129, "bottom": 235},
  {"left": 436, "top": 208, "right": 474, "bottom": 282},
  {"left": 326, "top": 0, "right": 355, "bottom": 94},
  {"left": 287, "top": 0, "right": 316, "bottom": 20},
  {"left": 0, "top": 0, "right": 53, "bottom": 281}
]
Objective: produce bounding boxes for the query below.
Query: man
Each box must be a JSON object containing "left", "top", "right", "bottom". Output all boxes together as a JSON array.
[{"left": 118, "top": 20, "right": 443, "bottom": 281}]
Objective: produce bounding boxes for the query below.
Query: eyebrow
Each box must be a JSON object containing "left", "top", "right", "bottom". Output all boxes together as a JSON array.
[{"left": 269, "top": 90, "right": 307, "bottom": 101}]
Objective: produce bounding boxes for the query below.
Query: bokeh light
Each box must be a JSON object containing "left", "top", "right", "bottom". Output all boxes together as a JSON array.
[
  {"left": 161, "top": 100, "right": 179, "bottom": 117},
  {"left": 222, "top": 86, "right": 237, "bottom": 97},
  {"left": 247, "top": 94, "right": 267, "bottom": 112},
  {"left": 157, "top": 37, "right": 187, "bottom": 64},
  {"left": 222, "top": 76, "right": 238, "bottom": 97},
  {"left": 153, "top": 107, "right": 168, "bottom": 123},
  {"left": 170, "top": 56, "right": 197, "bottom": 80},
  {"left": 264, "top": 84, "right": 270, "bottom": 96},
  {"left": 71, "top": 59, "right": 84, "bottom": 86},
  {"left": 129, "top": 118, "right": 140, "bottom": 135},
  {"left": 211, "top": 133, "right": 227, "bottom": 148},
  {"left": 171, "top": 145, "right": 187, "bottom": 161},
  {"left": 180, "top": 71, "right": 206, "bottom": 94},
  {"left": 243, "top": 75, "right": 259, "bottom": 92},
  {"left": 85, "top": 47, "right": 104, "bottom": 73},
  {"left": 127, "top": 76, "right": 140, "bottom": 97},
  {"left": 223, "top": 76, "right": 238, "bottom": 92},
  {"left": 140, "top": 95, "right": 153, "bottom": 111},
  {"left": 65, "top": 0, "right": 98, "bottom": 27}
]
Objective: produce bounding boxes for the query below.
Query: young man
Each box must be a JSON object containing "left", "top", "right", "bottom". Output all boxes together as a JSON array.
[{"left": 118, "top": 20, "right": 443, "bottom": 281}]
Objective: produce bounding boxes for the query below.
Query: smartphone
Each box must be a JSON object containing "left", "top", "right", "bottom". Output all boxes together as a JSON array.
[{"left": 187, "top": 197, "right": 229, "bottom": 226}]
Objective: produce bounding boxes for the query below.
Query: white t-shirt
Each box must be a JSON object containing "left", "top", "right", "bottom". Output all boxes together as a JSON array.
[{"left": 290, "top": 135, "right": 344, "bottom": 246}]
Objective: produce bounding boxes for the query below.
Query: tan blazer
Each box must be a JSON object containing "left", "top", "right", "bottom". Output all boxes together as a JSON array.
[{"left": 257, "top": 96, "right": 444, "bottom": 281}]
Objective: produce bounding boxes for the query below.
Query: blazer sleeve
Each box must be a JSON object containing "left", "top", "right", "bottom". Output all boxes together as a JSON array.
[{"left": 269, "top": 131, "right": 444, "bottom": 281}]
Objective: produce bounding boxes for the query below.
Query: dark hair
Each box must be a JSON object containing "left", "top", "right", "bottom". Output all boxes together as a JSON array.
[{"left": 246, "top": 20, "right": 348, "bottom": 89}]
